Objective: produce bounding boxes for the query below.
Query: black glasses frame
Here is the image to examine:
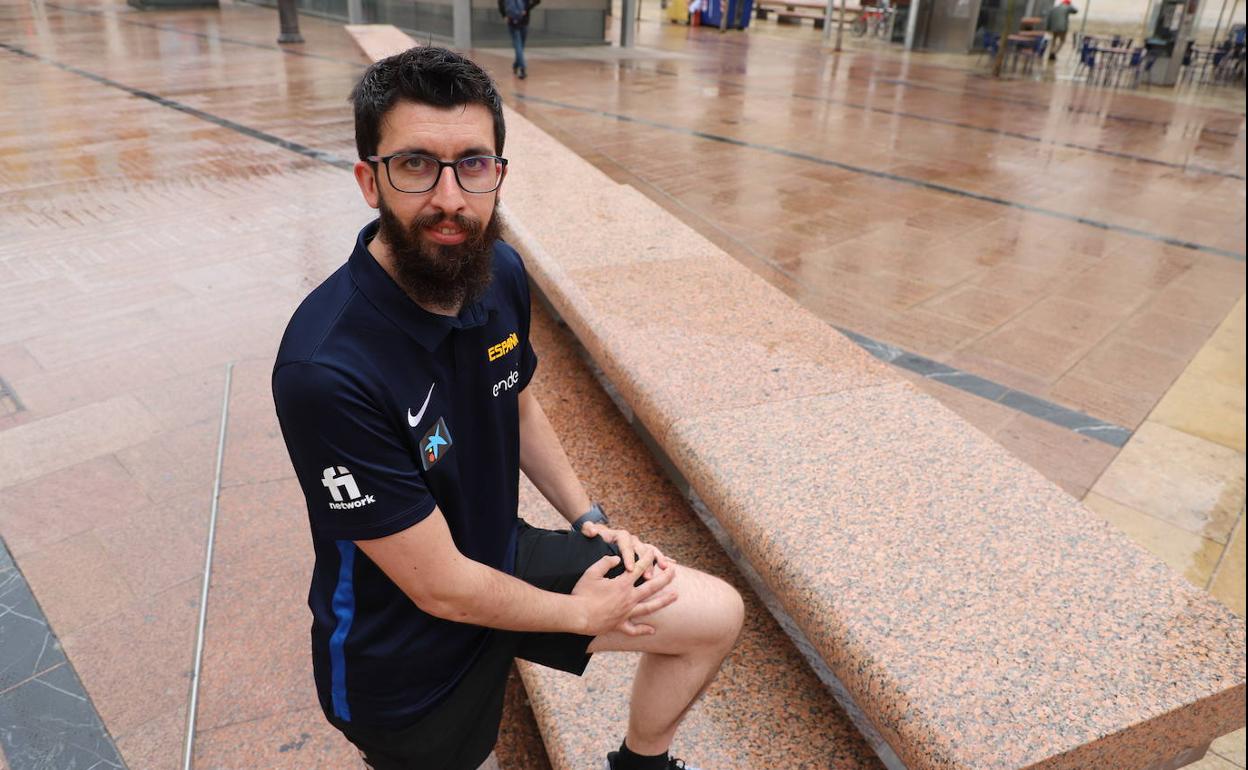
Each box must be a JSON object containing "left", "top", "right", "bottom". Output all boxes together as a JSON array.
[{"left": 366, "top": 152, "right": 509, "bottom": 194}]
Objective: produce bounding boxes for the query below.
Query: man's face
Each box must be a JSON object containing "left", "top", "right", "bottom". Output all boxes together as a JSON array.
[{"left": 353, "top": 101, "right": 504, "bottom": 309}]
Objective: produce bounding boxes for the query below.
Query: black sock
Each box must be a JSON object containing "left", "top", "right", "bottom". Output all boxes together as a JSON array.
[{"left": 613, "top": 740, "right": 668, "bottom": 770}]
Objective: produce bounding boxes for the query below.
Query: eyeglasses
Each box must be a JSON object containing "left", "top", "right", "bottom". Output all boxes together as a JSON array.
[{"left": 367, "top": 153, "right": 508, "bottom": 194}]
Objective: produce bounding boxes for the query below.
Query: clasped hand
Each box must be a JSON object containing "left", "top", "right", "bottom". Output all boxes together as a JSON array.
[
  {"left": 572, "top": 522, "right": 678, "bottom": 637},
  {"left": 579, "top": 521, "right": 671, "bottom": 579}
]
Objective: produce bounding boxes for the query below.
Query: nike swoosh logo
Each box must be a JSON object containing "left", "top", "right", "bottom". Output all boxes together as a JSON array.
[{"left": 408, "top": 384, "right": 435, "bottom": 428}]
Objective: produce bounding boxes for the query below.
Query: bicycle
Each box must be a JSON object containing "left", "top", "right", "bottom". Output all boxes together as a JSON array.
[{"left": 851, "top": 5, "right": 894, "bottom": 37}]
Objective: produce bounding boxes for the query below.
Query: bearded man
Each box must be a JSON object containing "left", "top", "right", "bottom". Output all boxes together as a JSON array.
[{"left": 271, "top": 46, "right": 744, "bottom": 770}]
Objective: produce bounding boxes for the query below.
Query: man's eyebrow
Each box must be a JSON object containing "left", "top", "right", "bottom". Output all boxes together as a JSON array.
[{"left": 389, "top": 146, "right": 495, "bottom": 158}]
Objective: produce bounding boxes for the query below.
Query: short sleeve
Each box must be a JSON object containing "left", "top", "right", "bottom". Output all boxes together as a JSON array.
[
  {"left": 273, "top": 361, "right": 436, "bottom": 541},
  {"left": 512, "top": 251, "right": 540, "bottom": 392}
]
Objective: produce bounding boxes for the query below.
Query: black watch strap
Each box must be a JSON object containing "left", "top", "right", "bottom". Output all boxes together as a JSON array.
[{"left": 572, "top": 503, "right": 608, "bottom": 533}]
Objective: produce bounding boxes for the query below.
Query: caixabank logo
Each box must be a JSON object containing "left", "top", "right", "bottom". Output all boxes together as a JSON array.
[
  {"left": 321, "top": 466, "right": 376, "bottom": 510},
  {"left": 421, "top": 417, "right": 453, "bottom": 471}
]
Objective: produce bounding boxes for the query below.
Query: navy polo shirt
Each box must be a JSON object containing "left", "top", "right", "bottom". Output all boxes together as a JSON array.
[{"left": 272, "top": 220, "right": 538, "bottom": 729}]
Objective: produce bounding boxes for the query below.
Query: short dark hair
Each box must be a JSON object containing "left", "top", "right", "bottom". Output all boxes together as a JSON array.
[{"left": 350, "top": 46, "right": 505, "bottom": 161}]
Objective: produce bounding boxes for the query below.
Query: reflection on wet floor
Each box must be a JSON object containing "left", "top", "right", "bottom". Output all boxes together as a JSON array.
[{"left": 0, "top": 0, "right": 1243, "bottom": 761}]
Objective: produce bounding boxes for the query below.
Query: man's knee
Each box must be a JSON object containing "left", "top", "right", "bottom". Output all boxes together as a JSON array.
[{"left": 696, "top": 572, "right": 745, "bottom": 654}]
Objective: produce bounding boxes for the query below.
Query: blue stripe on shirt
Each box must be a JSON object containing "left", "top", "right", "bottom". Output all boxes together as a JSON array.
[{"left": 330, "top": 540, "right": 357, "bottom": 721}]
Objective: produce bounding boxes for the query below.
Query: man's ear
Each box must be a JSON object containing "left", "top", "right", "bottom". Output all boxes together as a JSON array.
[{"left": 354, "top": 160, "right": 381, "bottom": 209}]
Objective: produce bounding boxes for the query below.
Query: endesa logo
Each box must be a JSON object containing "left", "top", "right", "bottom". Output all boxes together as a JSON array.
[
  {"left": 321, "top": 466, "right": 376, "bottom": 510},
  {"left": 493, "top": 369, "right": 519, "bottom": 397},
  {"left": 487, "top": 332, "right": 519, "bottom": 362}
]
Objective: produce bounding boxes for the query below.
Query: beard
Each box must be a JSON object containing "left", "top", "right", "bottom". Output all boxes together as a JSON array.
[{"left": 376, "top": 199, "right": 500, "bottom": 311}]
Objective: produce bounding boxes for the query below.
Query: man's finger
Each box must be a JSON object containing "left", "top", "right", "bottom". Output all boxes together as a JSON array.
[
  {"left": 630, "top": 589, "right": 678, "bottom": 619},
  {"left": 653, "top": 547, "right": 673, "bottom": 570},
  {"left": 618, "top": 620, "right": 656, "bottom": 636},
  {"left": 617, "top": 533, "right": 637, "bottom": 573},
  {"left": 585, "top": 554, "right": 620, "bottom": 579},
  {"left": 631, "top": 545, "right": 656, "bottom": 576},
  {"left": 634, "top": 563, "right": 676, "bottom": 598}
]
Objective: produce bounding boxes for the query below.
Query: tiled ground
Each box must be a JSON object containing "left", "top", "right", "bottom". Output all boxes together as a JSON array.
[{"left": 0, "top": 0, "right": 1244, "bottom": 766}]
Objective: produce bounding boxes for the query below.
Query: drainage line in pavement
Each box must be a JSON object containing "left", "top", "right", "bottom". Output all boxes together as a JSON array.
[
  {"left": 878, "top": 76, "right": 1246, "bottom": 139},
  {"left": 788, "top": 92, "right": 1246, "bottom": 181},
  {"left": 0, "top": 41, "right": 355, "bottom": 171},
  {"left": 514, "top": 92, "right": 1246, "bottom": 262},
  {"left": 182, "top": 362, "right": 234, "bottom": 770}
]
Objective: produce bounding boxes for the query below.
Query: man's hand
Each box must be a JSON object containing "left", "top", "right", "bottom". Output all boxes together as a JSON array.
[
  {"left": 572, "top": 555, "right": 678, "bottom": 637},
  {"left": 579, "top": 522, "right": 672, "bottom": 580}
]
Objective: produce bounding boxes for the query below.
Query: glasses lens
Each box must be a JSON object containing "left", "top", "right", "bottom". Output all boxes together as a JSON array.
[
  {"left": 388, "top": 154, "right": 439, "bottom": 193},
  {"left": 455, "top": 156, "right": 502, "bottom": 193}
]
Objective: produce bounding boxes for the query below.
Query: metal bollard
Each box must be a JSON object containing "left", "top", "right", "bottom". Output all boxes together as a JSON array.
[{"left": 277, "top": 0, "right": 305, "bottom": 44}]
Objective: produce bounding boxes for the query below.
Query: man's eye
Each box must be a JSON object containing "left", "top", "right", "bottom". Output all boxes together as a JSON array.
[
  {"left": 400, "top": 156, "right": 432, "bottom": 171},
  {"left": 459, "top": 157, "right": 488, "bottom": 173}
]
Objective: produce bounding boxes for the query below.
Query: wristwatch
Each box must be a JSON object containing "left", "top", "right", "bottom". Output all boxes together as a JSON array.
[{"left": 572, "top": 503, "right": 609, "bottom": 533}]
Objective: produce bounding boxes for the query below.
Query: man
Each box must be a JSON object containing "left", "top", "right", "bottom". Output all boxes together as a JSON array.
[
  {"left": 498, "top": 0, "right": 539, "bottom": 79},
  {"left": 272, "top": 46, "right": 744, "bottom": 770},
  {"left": 1046, "top": 0, "right": 1078, "bottom": 60}
]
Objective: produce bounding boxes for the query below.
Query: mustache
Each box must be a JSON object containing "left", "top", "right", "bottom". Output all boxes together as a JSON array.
[{"left": 409, "top": 212, "right": 485, "bottom": 241}]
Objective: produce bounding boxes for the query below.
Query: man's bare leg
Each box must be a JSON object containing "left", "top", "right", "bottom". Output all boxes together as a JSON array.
[{"left": 588, "top": 566, "right": 745, "bottom": 756}]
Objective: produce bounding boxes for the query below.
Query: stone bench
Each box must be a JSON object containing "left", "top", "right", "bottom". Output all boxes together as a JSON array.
[
  {"left": 494, "top": 78, "right": 1246, "bottom": 770},
  {"left": 348, "top": 26, "right": 1246, "bottom": 770},
  {"left": 513, "top": 342, "right": 892, "bottom": 768}
]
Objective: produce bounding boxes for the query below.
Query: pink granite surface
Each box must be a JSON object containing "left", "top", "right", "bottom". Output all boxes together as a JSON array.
[
  {"left": 666, "top": 382, "right": 1245, "bottom": 769},
  {"left": 496, "top": 102, "right": 1248, "bottom": 768},
  {"left": 518, "top": 306, "right": 884, "bottom": 770}
]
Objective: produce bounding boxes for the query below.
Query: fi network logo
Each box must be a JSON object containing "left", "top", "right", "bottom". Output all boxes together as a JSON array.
[{"left": 321, "top": 466, "right": 376, "bottom": 510}]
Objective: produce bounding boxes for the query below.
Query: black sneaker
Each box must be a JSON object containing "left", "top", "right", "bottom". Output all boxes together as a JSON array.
[
  {"left": 517, "top": 66, "right": 527, "bottom": 80},
  {"left": 604, "top": 751, "right": 701, "bottom": 770}
]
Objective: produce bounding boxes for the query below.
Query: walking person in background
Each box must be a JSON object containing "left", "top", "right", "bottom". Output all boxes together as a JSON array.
[
  {"left": 1046, "top": 0, "right": 1078, "bottom": 61},
  {"left": 500, "top": 0, "right": 539, "bottom": 79}
]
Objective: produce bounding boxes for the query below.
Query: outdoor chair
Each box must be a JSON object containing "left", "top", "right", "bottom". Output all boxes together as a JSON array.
[
  {"left": 1074, "top": 37, "right": 1095, "bottom": 78},
  {"left": 1079, "top": 48, "right": 1098, "bottom": 83},
  {"left": 1178, "top": 40, "right": 1196, "bottom": 83},
  {"left": 1020, "top": 36, "right": 1048, "bottom": 73},
  {"left": 1128, "top": 49, "right": 1156, "bottom": 88},
  {"left": 977, "top": 30, "right": 1001, "bottom": 65}
]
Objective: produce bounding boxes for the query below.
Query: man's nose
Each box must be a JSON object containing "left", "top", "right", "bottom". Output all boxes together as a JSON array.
[{"left": 428, "top": 165, "right": 467, "bottom": 214}]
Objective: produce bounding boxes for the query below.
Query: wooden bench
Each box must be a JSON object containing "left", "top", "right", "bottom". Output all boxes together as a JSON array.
[{"left": 351, "top": 25, "right": 1246, "bottom": 770}]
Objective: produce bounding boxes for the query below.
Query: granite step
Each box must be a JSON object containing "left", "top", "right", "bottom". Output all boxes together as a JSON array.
[
  {"left": 517, "top": 300, "right": 889, "bottom": 770},
  {"left": 496, "top": 95, "right": 1246, "bottom": 770}
]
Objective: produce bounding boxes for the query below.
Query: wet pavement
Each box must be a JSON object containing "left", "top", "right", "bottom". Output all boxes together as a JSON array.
[{"left": 0, "top": 0, "right": 1244, "bottom": 766}]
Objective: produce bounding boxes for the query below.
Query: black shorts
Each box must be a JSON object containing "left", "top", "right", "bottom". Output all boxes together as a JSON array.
[{"left": 333, "top": 520, "right": 624, "bottom": 770}]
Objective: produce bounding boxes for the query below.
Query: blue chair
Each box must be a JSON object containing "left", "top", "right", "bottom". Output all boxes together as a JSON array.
[
  {"left": 978, "top": 30, "right": 1000, "bottom": 64},
  {"left": 1022, "top": 36, "right": 1048, "bottom": 73},
  {"left": 1179, "top": 40, "right": 1196, "bottom": 83},
  {"left": 1074, "top": 36, "right": 1096, "bottom": 75},
  {"left": 1077, "top": 46, "right": 1097, "bottom": 82},
  {"left": 1127, "top": 48, "right": 1153, "bottom": 87}
]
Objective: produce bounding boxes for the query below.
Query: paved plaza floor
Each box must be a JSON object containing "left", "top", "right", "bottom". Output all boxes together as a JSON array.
[{"left": 0, "top": 0, "right": 1244, "bottom": 766}]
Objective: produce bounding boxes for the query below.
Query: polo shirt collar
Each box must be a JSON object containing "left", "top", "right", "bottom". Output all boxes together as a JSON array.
[{"left": 349, "top": 219, "right": 498, "bottom": 352}]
